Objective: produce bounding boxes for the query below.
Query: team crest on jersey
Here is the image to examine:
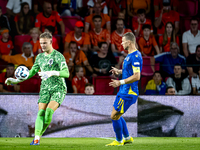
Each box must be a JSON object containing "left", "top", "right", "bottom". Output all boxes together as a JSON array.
[
  {"left": 7, "top": 44, "right": 10, "bottom": 48},
  {"left": 135, "top": 55, "right": 138, "bottom": 57},
  {"left": 48, "top": 59, "right": 53, "bottom": 67}
]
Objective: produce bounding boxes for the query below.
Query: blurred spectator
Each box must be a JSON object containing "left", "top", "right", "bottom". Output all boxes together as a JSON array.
[
  {"left": 29, "top": 27, "right": 42, "bottom": 55},
  {"left": 72, "top": 65, "right": 89, "bottom": 93},
  {"left": 138, "top": 24, "right": 160, "bottom": 56},
  {"left": 154, "top": 42, "right": 186, "bottom": 80},
  {"left": 133, "top": 9, "right": 153, "bottom": 38},
  {"left": 0, "top": 28, "right": 13, "bottom": 55},
  {"left": 165, "top": 86, "right": 175, "bottom": 95},
  {"left": 0, "top": 42, "right": 35, "bottom": 68},
  {"left": 85, "top": 83, "right": 95, "bottom": 95},
  {"left": 89, "top": 15, "right": 110, "bottom": 52},
  {"left": 118, "top": 11, "right": 125, "bottom": 20},
  {"left": 35, "top": 1, "right": 65, "bottom": 36},
  {"left": 0, "top": 63, "right": 20, "bottom": 92},
  {"left": 34, "top": 0, "right": 57, "bottom": 14},
  {"left": 166, "top": 64, "right": 191, "bottom": 95},
  {"left": 154, "top": 1, "right": 179, "bottom": 35},
  {"left": 63, "top": 41, "right": 94, "bottom": 78},
  {"left": 108, "top": 0, "right": 126, "bottom": 17},
  {"left": 14, "top": 2, "right": 34, "bottom": 35},
  {"left": 154, "top": 0, "right": 179, "bottom": 12},
  {"left": 6, "top": 0, "right": 32, "bottom": 17},
  {"left": 191, "top": 67, "right": 200, "bottom": 95},
  {"left": 182, "top": 18, "right": 200, "bottom": 58},
  {"left": 186, "top": 45, "right": 200, "bottom": 78},
  {"left": 44, "top": 26, "right": 59, "bottom": 50},
  {"left": 64, "top": 21, "right": 90, "bottom": 53},
  {"left": 159, "top": 22, "right": 179, "bottom": 53},
  {"left": 127, "top": 0, "right": 150, "bottom": 17},
  {"left": 89, "top": 42, "right": 117, "bottom": 76},
  {"left": 0, "top": 6, "right": 11, "bottom": 31},
  {"left": 145, "top": 71, "right": 166, "bottom": 95},
  {"left": 84, "top": 2, "right": 110, "bottom": 33},
  {"left": 111, "top": 18, "right": 131, "bottom": 56},
  {"left": 60, "top": 0, "right": 83, "bottom": 17},
  {"left": 88, "top": 0, "right": 108, "bottom": 15}
]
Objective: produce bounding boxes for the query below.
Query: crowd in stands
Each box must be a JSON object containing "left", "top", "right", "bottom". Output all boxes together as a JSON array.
[{"left": 0, "top": 0, "right": 200, "bottom": 96}]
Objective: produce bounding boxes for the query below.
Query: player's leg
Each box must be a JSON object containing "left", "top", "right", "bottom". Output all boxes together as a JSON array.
[
  {"left": 30, "top": 103, "right": 48, "bottom": 145},
  {"left": 40, "top": 90, "right": 66, "bottom": 136},
  {"left": 40, "top": 101, "right": 59, "bottom": 136},
  {"left": 106, "top": 97, "right": 124, "bottom": 146}
]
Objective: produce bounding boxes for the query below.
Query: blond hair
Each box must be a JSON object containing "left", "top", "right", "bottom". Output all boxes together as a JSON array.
[
  {"left": 123, "top": 32, "right": 136, "bottom": 44},
  {"left": 40, "top": 32, "right": 52, "bottom": 39}
]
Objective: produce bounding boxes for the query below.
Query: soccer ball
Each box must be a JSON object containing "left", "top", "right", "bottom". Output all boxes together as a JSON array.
[{"left": 15, "top": 66, "right": 29, "bottom": 80}]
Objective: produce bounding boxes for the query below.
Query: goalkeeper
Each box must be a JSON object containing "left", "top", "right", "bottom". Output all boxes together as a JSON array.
[{"left": 5, "top": 32, "right": 69, "bottom": 145}]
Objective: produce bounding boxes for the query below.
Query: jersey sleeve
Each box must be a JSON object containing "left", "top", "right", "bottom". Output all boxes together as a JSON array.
[
  {"left": 14, "top": 15, "right": 18, "bottom": 22},
  {"left": 72, "top": 77, "right": 78, "bottom": 86},
  {"left": 65, "top": 32, "right": 72, "bottom": 43},
  {"left": 35, "top": 14, "right": 41, "bottom": 27},
  {"left": 105, "top": 14, "right": 111, "bottom": 23},
  {"left": 191, "top": 77, "right": 196, "bottom": 88},
  {"left": 80, "top": 50, "right": 88, "bottom": 62},
  {"left": 28, "top": 55, "right": 40, "bottom": 79},
  {"left": 57, "top": 54, "right": 69, "bottom": 78},
  {"left": 131, "top": 55, "right": 141, "bottom": 73},
  {"left": 56, "top": 11, "right": 62, "bottom": 23},
  {"left": 83, "top": 33, "right": 91, "bottom": 45}
]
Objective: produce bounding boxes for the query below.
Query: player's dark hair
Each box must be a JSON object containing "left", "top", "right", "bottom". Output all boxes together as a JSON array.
[
  {"left": 174, "top": 63, "right": 182, "bottom": 69},
  {"left": 98, "top": 42, "right": 107, "bottom": 48},
  {"left": 123, "top": 32, "right": 136, "bottom": 44},
  {"left": 69, "top": 41, "right": 78, "bottom": 49},
  {"left": 92, "top": 15, "right": 102, "bottom": 22},
  {"left": 7, "top": 63, "right": 15, "bottom": 68},
  {"left": 40, "top": 32, "right": 52, "bottom": 39},
  {"left": 75, "top": 65, "right": 82, "bottom": 73},
  {"left": 45, "top": 26, "right": 55, "bottom": 34},
  {"left": 116, "top": 18, "right": 124, "bottom": 25},
  {"left": 166, "top": 86, "right": 174, "bottom": 93},
  {"left": 85, "top": 83, "right": 94, "bottom": 88},
  {"left": 153, "top": 71, "right": 161, "bottom": 77},
  {"left": 190, "top": 17, "right": 199, "bottom": 23},
  {"left": 142, "top": 24, "right": 151, "bottom": 30},
  {"left": 137, "top": 9, "right": 146, "bottom": 14},
  {"left": 195, "top": 45, "right": 200, "bottom": 53}
]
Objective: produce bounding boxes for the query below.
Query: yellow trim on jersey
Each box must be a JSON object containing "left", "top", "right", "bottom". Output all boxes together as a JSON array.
[
  {"left": 128, "top": 49, "right": 137, "bottom": 54},
  {"left": 120, "top": 101, "right": 124, "bottom": 113},
  {"left": 118, "top": 98, "right": 122, "bottom": 105},
  {"left": 128, "top": 86, "right": 138, "bottom": 96},
  {"left": 132, "top": 65, "right": 140, "bottom": 73}
]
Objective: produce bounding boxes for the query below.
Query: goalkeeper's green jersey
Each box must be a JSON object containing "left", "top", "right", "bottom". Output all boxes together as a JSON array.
[{"left": 28, "top": 50, "right": 69, "bottom": 91}]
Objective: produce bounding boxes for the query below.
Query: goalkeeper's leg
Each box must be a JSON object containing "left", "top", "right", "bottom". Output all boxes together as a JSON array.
[
  {"left": 40, "top": 101, "right": 59, "bottom": 136},
  {"left": 30, "top": 103, "right": 47, "bottom": 145}
]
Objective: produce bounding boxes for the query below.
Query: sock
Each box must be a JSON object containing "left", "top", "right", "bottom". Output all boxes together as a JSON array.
[
  {"left": 34, "top": 109, "right": 45, "bottom": 139},
  {"left": 40, "top": 107, "right": 54, "bottom": 136},
  {"left": 120, "top": 117, "right": 130, "bottom": 138},
  {"left": 112, "top": 119, "right": 123, "bottom": 142}
]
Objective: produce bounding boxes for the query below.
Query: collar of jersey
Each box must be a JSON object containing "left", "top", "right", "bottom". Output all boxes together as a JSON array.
[
  {"left": 128, "top": 49, "right": 137, "bottom": 54},
  {"left": 44, "top": 49, "right": 55, "bottom": 57}
]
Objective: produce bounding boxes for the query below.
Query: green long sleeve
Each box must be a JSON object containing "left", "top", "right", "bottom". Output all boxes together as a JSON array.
[{"left": 59, "top": 68, "right": 69, "bottom": 78}]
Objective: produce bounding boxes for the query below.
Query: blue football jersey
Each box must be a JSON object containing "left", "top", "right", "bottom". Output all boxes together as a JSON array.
[{"left": 118, "top": 50, "right": 143, "bottom": 98}]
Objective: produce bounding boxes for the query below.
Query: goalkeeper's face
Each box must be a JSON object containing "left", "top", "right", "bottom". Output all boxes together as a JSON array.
[{"left": 40, "top": 38, "right": 53, "bottom": 52}]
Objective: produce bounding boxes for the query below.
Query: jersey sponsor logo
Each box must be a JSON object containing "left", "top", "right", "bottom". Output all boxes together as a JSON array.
[
  {"left": 135, "top": 55, "right": 138, "bottom": 57},
  {"left": 134, "top": 62, "right": 140, "bottom": 65},
  {"left": 48, "top": 59, "right": 53, "bottom": 67},
  {"left": 7, "top": 44, "right": 10, "bottom": 48}
]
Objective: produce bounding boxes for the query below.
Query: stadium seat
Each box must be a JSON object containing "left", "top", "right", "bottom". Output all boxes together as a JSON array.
[
  {"left": 178, "top": 0, "right": 198, "bottom": 17},
  {"left": 0, "top": 0, "right": 8, "bottom": 14},
  {"left": 61, "top": 16, "right": 82, "bottom": 34},
  {"left": 14, "top": 35, "right": 32, "bottom": 54},
  {"left": 20, "top": 75, "right": 41, "bottom": 93},
  {"left": 92, "top": 76, "right": 114, "bottom": 95},
  {"left": 142, "top": 57, "right": 160, "bottom": 76}
]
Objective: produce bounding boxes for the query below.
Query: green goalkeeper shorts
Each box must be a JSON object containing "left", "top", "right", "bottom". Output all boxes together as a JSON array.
[{"left": 38, "top": 89, "right": 66, "bottom": 106}]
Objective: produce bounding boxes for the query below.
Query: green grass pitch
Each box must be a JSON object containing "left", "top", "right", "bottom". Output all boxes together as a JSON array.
[{"left": 0, "top": 137, "right": 199, "bottom": 150}]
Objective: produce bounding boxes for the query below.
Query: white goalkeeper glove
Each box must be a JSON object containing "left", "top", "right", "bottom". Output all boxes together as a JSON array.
[
  {"left": 5, "top": 78, "right": 23, "bottom": 85},
  {"left": 38, "top": 71, "right": 60, "bottom": 80}
]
